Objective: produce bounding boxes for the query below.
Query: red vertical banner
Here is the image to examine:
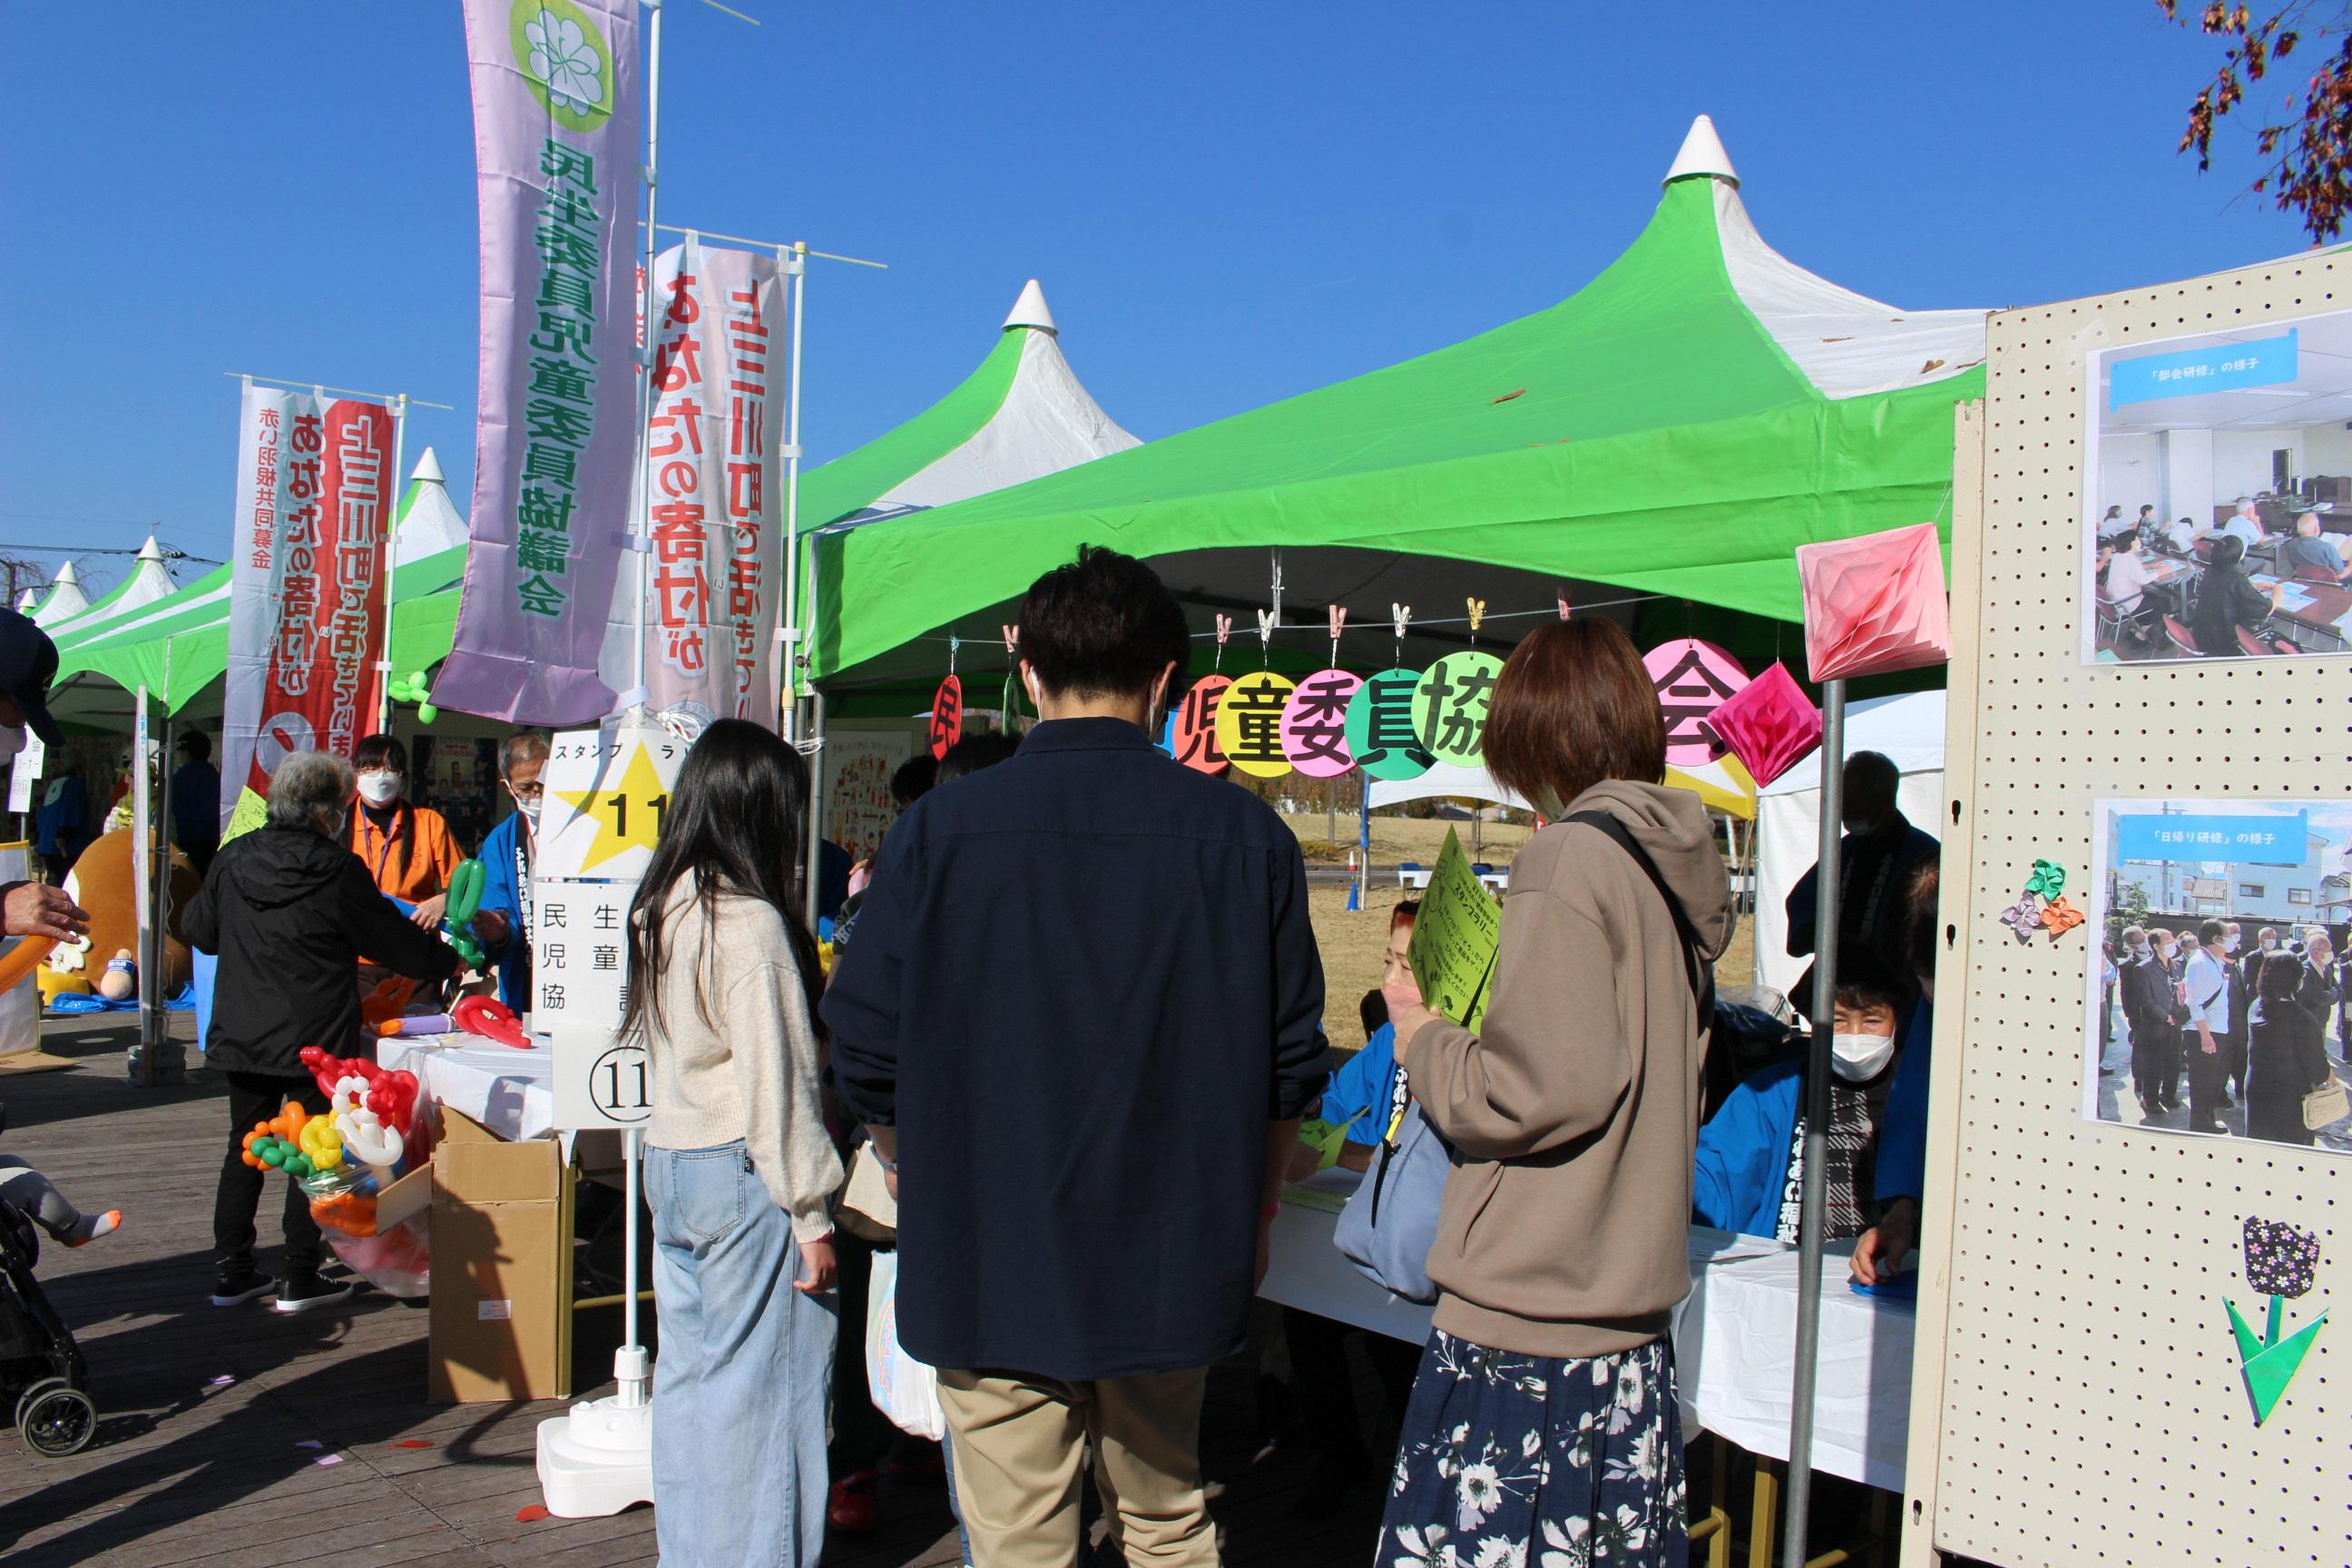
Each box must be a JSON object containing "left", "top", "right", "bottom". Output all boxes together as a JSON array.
[{"left": 222, "top": 389, "right": 396, "bottom": 821}]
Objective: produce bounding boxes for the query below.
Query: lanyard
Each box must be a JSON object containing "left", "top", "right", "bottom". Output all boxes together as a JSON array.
[
  {"left": 361, "top": 808, "right": 407, "bottom": 889},
  {"left": 514, "top": 819, "right": 534, "bottom": 942},
  {"left": 1382, "top": 1056, "right": 1411, "bottom": 1146}
]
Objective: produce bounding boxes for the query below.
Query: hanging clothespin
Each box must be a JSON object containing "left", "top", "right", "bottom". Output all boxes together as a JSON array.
[
  {"left": 1256, "top": 608, "right": 1277, "bottom": 662},
  {"left": 1001, "top": 623, "right": 1019, "bottom": 655},
  {"left": 1466, "top": 596, "right": 1487, "bottom": 643},
  {"left": 1214, "top": 612, "right": 1232, "bottom": 671},
  {"left": 1269, "top": 550, "right": 1285, "bottom": 628},
  {"left": 947, "top": 634, "right": 959, "bottom": 675},
  {"left": 1391, "top": 603, "right": 1411, "bottom": 664},
  {"left": 1327, "top": 606, "right": 1347, "bottom": 667},
  {"left": 1557, "top": 588, "right": 1573, "bottom": 622}
]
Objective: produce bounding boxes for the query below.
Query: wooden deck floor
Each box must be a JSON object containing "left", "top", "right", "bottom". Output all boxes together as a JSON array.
[{"left": 0, "top": 1017, "right": 1400, "bottom": 1567}]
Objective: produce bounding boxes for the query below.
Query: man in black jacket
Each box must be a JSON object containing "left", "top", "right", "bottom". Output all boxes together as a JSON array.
[
  {"left": 826, "top": 546, "right": 1330, "bottom": 1567},
  {"left": 185, "top": 750, "right": 458, "bottom": 1313},
  {"left": 2119, "top": 925, "right": 2180, "bottom": 1116}
]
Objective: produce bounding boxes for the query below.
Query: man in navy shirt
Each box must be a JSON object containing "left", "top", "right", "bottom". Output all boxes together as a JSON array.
[{"left": 827, "top": 545, "right": 1330, "bottom": 1568}]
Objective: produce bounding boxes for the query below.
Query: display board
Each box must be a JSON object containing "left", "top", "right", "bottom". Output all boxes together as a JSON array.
[
  {"left": 533, "top": 720, "right": 685, "bottom": 1132},
  {"left": 1906, "top": 260, "right": 2351, "bottom": 1567}
]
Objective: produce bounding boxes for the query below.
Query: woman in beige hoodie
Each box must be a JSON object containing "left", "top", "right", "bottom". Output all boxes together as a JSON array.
[
  {"left": 622, "top": 720, "right": 844, "bottom": 1567},
  {"left": 1378, "top": 619, "right": 1735, "bottom": 1568}
]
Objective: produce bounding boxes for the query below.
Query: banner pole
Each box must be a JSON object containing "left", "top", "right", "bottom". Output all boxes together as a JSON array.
[
  {"left": 378, "top": 394, "right": 407, "bottom": 733},
  {"left": 779, "top": 242, "right": 807, "bottom": 740},
  {"left": 1779, "top": 676, "right": 1845, "bottom": 1566},
  {"left": 628, "top": 0, "right": 666, "bottom": 716}
]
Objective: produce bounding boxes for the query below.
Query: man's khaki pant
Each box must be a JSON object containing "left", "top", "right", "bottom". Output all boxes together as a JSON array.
[{"left": 936, "top": 1365, "right": 1219, "bottom": 1567}]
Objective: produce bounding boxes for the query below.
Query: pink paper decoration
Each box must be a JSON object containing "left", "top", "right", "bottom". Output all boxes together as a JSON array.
[
  {"left": 1794, "top": 522, "right": 1952, "bottom": 682},
  {"left": 1279, "top": 671, "right": 1362, "bottom": 778},
  {"left": 1706, "top": 662, "right": 1821, "bottom": 787}
]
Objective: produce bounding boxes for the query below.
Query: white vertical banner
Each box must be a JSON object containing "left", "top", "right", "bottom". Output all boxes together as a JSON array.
[
  {"left": 132, "top": 691, "right": 152, "bottom": 938},
  {"left": 9, "top": 732, "right": 44, "bottom": 817},
  {"left": 605, "top": 240, "right": 788, "bottom": 728},
  {"left": 533, "top": 720, "right": 686, "bottom": 1131}
]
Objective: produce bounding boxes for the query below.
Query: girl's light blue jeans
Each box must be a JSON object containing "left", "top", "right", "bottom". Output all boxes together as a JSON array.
[{"left": 648, "top": 1141, "right": 838, "bottom": 1566}]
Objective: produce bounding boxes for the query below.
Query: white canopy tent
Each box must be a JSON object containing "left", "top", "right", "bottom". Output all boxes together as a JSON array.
[
  {"left": 42, "top": 535, "right": 178, "bottom": 642},
  {"left": 28, "top": 561, "right": 88, "bottom": 626},
  {"left": 1752, "top": 690, "right": 1946, "bottom": 995}
]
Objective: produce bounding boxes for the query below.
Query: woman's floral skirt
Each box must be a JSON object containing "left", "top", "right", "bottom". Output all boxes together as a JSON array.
[{"left": 1377, "top": 1329, "right": 1684, "bottom": 1567}]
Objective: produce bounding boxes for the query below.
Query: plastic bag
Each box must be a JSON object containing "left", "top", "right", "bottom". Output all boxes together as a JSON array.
[{"left": 864, "top": 1249, "right": 945, "bottom": 1441}]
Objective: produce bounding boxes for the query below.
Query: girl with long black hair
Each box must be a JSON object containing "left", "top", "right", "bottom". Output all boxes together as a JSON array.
[{"left": 623, "top": 719, "right": 841, "bottom": 1566}]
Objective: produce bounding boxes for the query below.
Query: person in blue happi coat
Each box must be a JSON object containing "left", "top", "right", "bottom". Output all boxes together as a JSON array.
[{"left": 470, "top": 731, "right": 548, "bottom": 1011}]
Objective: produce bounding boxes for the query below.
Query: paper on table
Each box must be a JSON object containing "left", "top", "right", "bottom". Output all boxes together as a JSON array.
[{"left": 1406, "top": 827, "right": 1502, "bottom": 1033}]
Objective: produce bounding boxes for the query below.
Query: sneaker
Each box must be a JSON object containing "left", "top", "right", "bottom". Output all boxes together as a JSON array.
[
  {"left": 211, "top": 1269, "right": 278, "bottom": 1307},
  {"left": 273, "top": 1274, "right": 356, "bottom": 1315},
  {"left": 828, "top": 1470, "right": 879, "bottom": 1534}
]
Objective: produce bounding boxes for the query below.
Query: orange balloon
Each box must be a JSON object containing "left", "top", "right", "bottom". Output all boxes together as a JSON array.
[{"left": 0, "top": 937, "right": 57, "bottom": 996}]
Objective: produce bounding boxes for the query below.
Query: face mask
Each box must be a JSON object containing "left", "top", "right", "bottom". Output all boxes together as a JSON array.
[
  {"left": 1831, "top": 1031, "right": 1897, "bottom": 1082},
  {"left": 2260, "top": 938, "right": 2278, "bottom": 952},
  {"left": 2158, "top": 945, "right": 2176, "bottom": 961},
  {"left": 2128, "top": 942, "right": 2149, "bottom": 957},
  {"left": 516, "top": 794, "right": 542, "bottom": 828},
  {"left": 320, "top": 808, "right": 350, "bottom": 840},
  {"left": 357, "top": 771, "right": 403, "bottom": 807},
  {"left": 0, "top": 724, "right": 24, "bottom": 768},
  {"left": 2224, "top": 935, "right": 2241, "bottom": 955}
]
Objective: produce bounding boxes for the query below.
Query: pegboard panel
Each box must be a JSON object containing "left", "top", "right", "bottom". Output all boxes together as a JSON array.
[{"left": 1906, "top": 262, "right": 2352, "bottom": 1568}]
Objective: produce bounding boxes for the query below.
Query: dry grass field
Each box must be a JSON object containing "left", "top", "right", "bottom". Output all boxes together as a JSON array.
[{"left": 1308, "top": 877, "right": 1757, "bottom": 1053}]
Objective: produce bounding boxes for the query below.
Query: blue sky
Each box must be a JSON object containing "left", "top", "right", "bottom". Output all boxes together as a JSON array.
[{"left": 0, "top": 2, "right": 2318, "bottom": 595}]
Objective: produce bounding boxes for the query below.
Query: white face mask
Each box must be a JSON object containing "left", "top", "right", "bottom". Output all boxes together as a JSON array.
[
  {"left": 356, "top": 771, "right": 403, "bottom": 807},
  {"left": 1830, "top": 1031, "right": 1896, "bottom": 1082},
  {"left": 0, "top": 724, "right": 24, "bottom": 768},
  {"left": 2260, "top": 937, "right": 2278, "bottom": 952},
  {"left": 513, "top": 790, "right": 542, "bottom": 828},
  {"left": 2224, "top": 934, "right": 2241, "bottom": 955}
]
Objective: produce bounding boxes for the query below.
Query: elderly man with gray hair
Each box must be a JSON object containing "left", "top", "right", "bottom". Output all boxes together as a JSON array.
[
  {"left": 185, "top": 750, "right": 459, "bottom": 1315},
  {"left": 470, "top": 730, "right": 549, "bottom": 1013}
]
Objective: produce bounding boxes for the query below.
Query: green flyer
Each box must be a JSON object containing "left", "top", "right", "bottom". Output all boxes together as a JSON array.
[{"left": 1406, "top": 827, "right": 1502, "bottom": 1032}]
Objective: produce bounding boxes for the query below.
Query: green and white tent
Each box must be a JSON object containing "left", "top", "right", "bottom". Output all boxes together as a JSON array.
[
  {"left": 801, "top": 279, "right": 1138, "bottom": 531},
  {"left": 806, "top": 116, "right": 1988, "bottom": 689},
  {"left": 27, "top": 562, "right": 90, "bottom": 627},
  {"left": 49, "top": 450, "right": 477, "bottom": 726},
  {"left": 41, "top": 536, "right": 180, "bottom": 642}
]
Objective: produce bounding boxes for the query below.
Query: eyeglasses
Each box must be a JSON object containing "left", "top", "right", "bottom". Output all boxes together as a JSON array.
[{"left": 508, "top": 781, "right": 545, "bottom": 801}]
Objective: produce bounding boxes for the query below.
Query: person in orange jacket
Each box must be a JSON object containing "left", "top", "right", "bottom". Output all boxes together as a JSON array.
[{"left": 348, "top": 734, "right": 463, "bottom": 927}]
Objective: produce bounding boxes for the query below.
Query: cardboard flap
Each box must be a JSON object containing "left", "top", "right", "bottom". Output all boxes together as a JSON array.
[{"left": 431, "top": 1107, "right": 563, "bottom": 1205}]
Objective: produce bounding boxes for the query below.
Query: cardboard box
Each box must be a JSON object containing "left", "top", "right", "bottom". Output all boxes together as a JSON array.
[{"left": 427, "top": 1108, "right": 573, "bottom": 1403}]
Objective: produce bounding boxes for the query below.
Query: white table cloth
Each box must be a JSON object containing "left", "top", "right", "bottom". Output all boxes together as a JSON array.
[
  {"left": 377, "top": 1034, "right": 557, "bottom": 1143},
  {"left": 1258, "top": 1186, "right": 1914, "bottom": 1492}
]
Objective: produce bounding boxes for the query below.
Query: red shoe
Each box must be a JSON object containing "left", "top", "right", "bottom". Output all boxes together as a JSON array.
[{"left": 828, "top": 1469, "right": 879, "bottom": 1534}]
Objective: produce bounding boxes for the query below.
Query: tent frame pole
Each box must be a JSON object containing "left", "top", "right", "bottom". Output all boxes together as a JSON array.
[
  {"left": 377, "top": 394, "right": 407, "bottom": 733},
  {"left": 1779, "top": 676, "right": 1844, "bottom": 1566}
]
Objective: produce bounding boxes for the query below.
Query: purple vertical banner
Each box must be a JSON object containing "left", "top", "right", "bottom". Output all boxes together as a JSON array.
[{"left": 440, "top": 0, "right": 641, "bottom": 724}]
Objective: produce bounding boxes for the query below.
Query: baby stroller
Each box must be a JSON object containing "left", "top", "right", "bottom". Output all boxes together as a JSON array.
[{"left": 0, "top": 1132, "right": 96, "bottom": 1456}]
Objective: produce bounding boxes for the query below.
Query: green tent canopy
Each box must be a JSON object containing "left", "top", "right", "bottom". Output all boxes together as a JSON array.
[
  {"left": 799, "top": 279, "right": 1138, "bottom": 533},
  {"left": 807, "top": 116, "right": 1988, "bottom": 690}
]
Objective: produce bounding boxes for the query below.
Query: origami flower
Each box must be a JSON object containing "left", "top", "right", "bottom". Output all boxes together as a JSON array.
[
  {"left": 1999, "top": 893, "right": 2042, "bottom": 944},
  {"left": 2245, "top": 1218, "right": 2322, "bottom": 1300},
  {"left": 524, "top": 8, "right": 606, "bottom": 116},
  {"left": 2039, "top": 896, "right": 2084, "bottom": 940},
  {"left": 2024, "top": 859, "right": 2066, "bottom": 898}
]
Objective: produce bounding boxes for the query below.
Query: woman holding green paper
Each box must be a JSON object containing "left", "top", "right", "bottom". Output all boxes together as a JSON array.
[{"left": 1377, "top": 617, "right": 1734, "bottom": 1568}]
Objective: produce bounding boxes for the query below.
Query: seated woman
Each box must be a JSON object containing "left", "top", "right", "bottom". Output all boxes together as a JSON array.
[
  {"left": 1692, "top": 961, "right": 1909, "bottom": 1242},
  {"left": 2190, "top": 534, "right": 2287, "bottom": 656}
]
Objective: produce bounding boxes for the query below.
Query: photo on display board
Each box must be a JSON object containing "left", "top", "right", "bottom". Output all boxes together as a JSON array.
[
  {"left": 2084, "top": 799, "right": 2352, "bottom": 1156},
  {"left": 2082, "top": 309, "right": 2352, "bottom": 664}
]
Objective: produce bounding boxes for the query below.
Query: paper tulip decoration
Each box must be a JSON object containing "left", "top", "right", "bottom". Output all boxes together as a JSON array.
[
  {"left": 2227, "top": 1217, "right": 2328, "bottom": 1425},
  {"left": 1703, "top": 662, "right": 1821, "bottom": 788},
  {"left": 1793, "top": 522, "right": 1953, "bottom": 683}
]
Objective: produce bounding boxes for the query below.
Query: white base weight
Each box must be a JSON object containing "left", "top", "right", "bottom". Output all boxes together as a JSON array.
[{"left": 535, "top": 1394, "right": 654, "bottom": 1518}]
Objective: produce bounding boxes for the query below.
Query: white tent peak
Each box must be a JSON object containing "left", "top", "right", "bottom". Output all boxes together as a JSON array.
[
  {"left": 1002, "top": 279, "right": 1058, "bottom": 336},
  {"left": 1663, "top": 113, "right": 1739, "bottom": 189},
  {"left": 13, "top": 590, "right": 35, "bottom": 613},
  {"left": 50, "top": 562, "right": 79, "bottom": 589},
  {"left": 135, "top": 534, "right": 164, "bottom": 564},
  {"left": 410, "top": 446, "right": 446, "bottom": 485}
]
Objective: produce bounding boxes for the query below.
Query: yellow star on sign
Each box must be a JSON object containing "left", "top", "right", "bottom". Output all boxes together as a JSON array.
[{"left": 556, "top": 742, "right": 672, "bottom": 872}]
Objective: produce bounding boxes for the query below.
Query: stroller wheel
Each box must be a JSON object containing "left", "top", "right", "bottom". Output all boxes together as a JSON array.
[{"left": 17, "top": 1378, "right": 94, "bottom": 1457}]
